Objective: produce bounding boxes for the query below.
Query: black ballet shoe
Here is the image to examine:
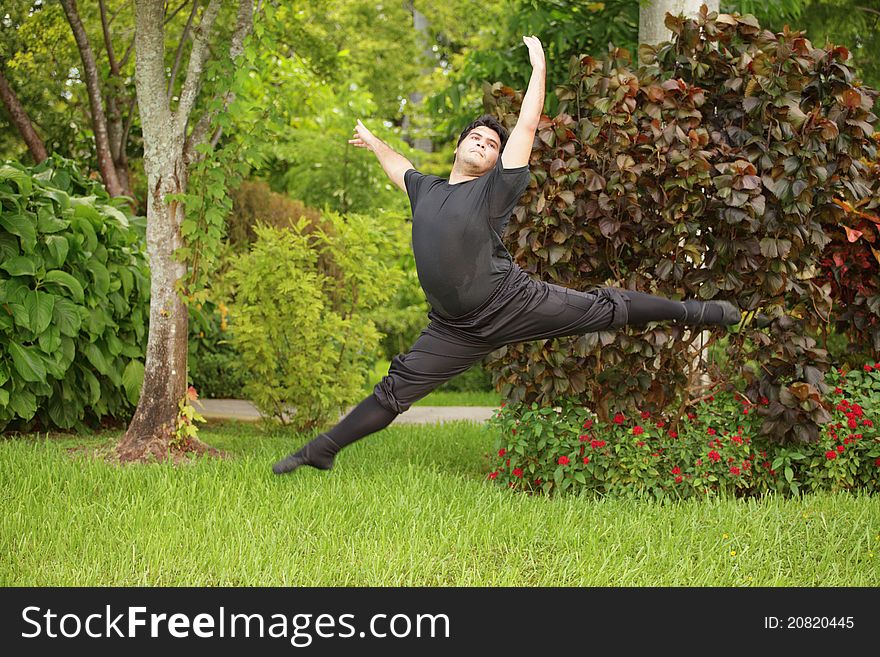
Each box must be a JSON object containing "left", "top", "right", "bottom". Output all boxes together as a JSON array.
[
  {"left": 272, "top": 434, "right": 340, "bottom": 475},
  {"left": 683, "top": 299, "right": 742, "bottom": 326}
]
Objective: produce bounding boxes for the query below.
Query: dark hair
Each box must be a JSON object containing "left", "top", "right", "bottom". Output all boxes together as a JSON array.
[{"left": 456, "top": 115, "right": 508, "bottom": 152}]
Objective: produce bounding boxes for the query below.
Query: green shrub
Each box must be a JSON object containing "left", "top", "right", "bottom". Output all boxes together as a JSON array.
[
  {"left": 225, "top": 214, "right": 400, "bottom": 431},
  {"left": 486, "top": 367, "right": 880, "bottom": 498},
  {"left": 0, "top": 156, "right": 149, "bottom": 431}
]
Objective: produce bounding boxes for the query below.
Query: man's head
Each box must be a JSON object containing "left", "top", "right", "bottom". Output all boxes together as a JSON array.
[{"left": 453, "top": 115, "right": 508, "bottom": 175}]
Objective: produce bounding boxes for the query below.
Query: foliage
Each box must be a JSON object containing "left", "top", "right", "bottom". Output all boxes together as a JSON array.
[
  {"left": 816, "top": 154, "right": 880, "bottom": 363},
  {"left": 487, "top": 367, "right": 880, "bottom": 497},
  {"left": 172, "top": 385, "right": 207, "bottom": 451},
  {"left": 483, "top": 8, "right": 877, "bottom": 447},
  {"left": 0, "top": 155, "right": 149, "bottom": 431},
  {"left": 225, "top": 214, "right": 401, "bottom": 431}
]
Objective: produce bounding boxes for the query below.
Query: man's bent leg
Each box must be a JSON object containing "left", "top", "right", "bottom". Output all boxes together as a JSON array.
[{"left": 273, "top": 322, "right": 495, "bottom": 475}]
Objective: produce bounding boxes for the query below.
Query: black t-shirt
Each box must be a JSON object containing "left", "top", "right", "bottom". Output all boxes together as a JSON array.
[{"left": 404, "top": 159, "right": 530, "bottom": 318}]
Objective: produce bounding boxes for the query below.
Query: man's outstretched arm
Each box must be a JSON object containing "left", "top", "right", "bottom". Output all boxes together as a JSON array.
[
  {"left": 501, "top": 35, "right": 545, "bottom": 169},
  {"left": 349, "top": 119, "right": 415, "bottom": 193}
]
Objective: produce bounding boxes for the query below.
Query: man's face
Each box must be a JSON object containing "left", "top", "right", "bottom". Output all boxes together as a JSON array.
[{"left": 453, "top": 126, "right": 501, "bottom": 175}]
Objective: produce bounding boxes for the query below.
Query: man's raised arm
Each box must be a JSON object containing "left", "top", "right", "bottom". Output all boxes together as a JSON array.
[
  {"left": 349, "top": 119, "right": 415, "bottom": 193},
  {"left": 501, "top": 35, "right": 545, "bottom": 169}
]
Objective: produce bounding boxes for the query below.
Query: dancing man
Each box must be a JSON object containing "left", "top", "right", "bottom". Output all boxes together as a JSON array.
[{"left": 272, "top": 35, "right": 740, "bottom": 475}]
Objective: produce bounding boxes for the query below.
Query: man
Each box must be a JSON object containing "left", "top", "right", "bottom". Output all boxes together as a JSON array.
[{"left": 272, "top": 35, "right": 739, "bottom": 475}]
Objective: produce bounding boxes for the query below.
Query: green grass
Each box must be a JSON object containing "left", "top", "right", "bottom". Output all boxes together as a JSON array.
[{"left": 2, "top": 421, "right": 878, "bottom": 586}]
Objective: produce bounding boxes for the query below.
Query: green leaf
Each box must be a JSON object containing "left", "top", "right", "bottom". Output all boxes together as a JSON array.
[
  {"left": 38, "top": 324, "right": 62, "bottom": 354},
  {"left": 8, "top": 342, "right": 47, "bottom": 382},
  {"left": 0, "top": 255, "right": 36, "bottom": 276},
  {"left": 43, "top": 270, "right": 85, "bottom": 303},
  {"left": 84, "top": 342, "right": 111, "bottom": 376},
  {"left": 784, "top": 466, "right": 794, "bottom": 482},
  {"left": 52, "top": 298, "right": 82, "bottom": 337},
  {"left": 45, "top": 235, "right": 69, "bottom": 267},
  {"left": 0, "top": 387, "right": 8, "bottom": 406},
  {"left": 89, "top": 259, "right": 111, "bottom": 296},
  {"left": 122, "top": 360, "right": 144, "bottom": 405},
  {"left": 80, "top": 366, "right": 101, "bottom": 406},
  {"left": 0, "top": 214, "right": 37, "bottom": 252},
  {"left": 8, "top": 387, "right": 37, "bottom": 420},
  {"left": 25, "top": 290, "right": 55, "bottom": 334},
  {"left": 0, "top": 164, "right": 32, "bottom": 195}
]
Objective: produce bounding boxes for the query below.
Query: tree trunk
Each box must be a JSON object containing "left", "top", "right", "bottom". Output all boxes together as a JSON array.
[
  {"left": 118, "top": 0, "right": 250, "bottom": 462},
  {"left": 402, "top": 1, "right": 433, "bottom": 152},
  {"left": 60, "top": 0, "right": 125, "bottom": 198},
  {"left": 117, "top": 0, "right": 214, "bottom": 462},
  {"left": 639, "top": 0, "right": 719, "bottom": 46},
  {"left": 0, "top": 65, "right": 48, "bottom": 164}
]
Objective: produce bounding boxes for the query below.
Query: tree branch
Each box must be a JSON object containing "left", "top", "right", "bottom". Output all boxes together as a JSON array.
[
  {"left": 99, "top": 0, "right": 120, "bottom": 74},
  {"left": 134, "top": 0, "right": 171, "bottom": 144},
  {"left": 168, "top": 0, "right": 200, "bottom": 102},
  {"left": 183, "top": 0, "right": 254, "bottom": 164},
  {"left": 60, "top": 0, "right": 124, "bottom": 196},
  {"left": 0, "top": 63, "right": 48, "bottom": 163},
  {"left": 174, "top": 0, "right": 221, "bottom": 132}
]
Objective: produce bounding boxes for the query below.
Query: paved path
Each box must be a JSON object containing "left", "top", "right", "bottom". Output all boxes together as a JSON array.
[{"left": 193, "top": 399, "right": 496, "bottom": 425}]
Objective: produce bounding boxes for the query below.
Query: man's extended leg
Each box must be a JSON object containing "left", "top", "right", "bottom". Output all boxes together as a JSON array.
[
  {"left": 272, "top": 323, "right": 496, "bottom": 475},
  {"left": 484, "top": 277, "right": 740, "bottom": 345}
]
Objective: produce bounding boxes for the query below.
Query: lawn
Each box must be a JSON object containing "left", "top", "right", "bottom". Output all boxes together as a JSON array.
[{"left": 1, "top": 420, "right": 878, "bottom": 586}]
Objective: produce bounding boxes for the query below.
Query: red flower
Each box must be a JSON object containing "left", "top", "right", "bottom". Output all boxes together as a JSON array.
[
  {"left": 864, "top": 364, "right": 873, "bottom": 372},
  {"left": 671, "top": 466, "right": 681, "bottom": 475},
  {"left": 655, "top": 420, "right": 666, "bottom": 428},
  {"left": 558, "top": 455, "right": 570, "bottom": 466},
  {"left": 707, "top": 427, "right": 716, "bottom": 436},
  {"left": 825, "top": 451, "right": 837, "bottom": 460},
  {"left": 731, "top": 435, "right": 743, "bottom": 444},
  {"left": 641, "top": 411, "right": 651, "bottom": 419},
  {"left": 583, "top": 419, "right": 593, "bottom": 429},
  {"left": 488, "top": 471, "right": 498, "bottom": 480},
  {"left": 729, "top": 466, "right": 741, "bottom": 475},
  {"left": 743, "top": 408, "right": 749, "bottom": 415},
  {"left": 687, "top": 412, "right": 696, "bottom": 420},
  {"left": 579, "top": 434, "right": 590, "bottom": 442},
  {"left": 637, "top": 441, "right": 645, "bottom": 448},
  {"left": 669, "top": 431, "right": 678, "bottom": 439},
  {"left": 583, "top": 457, "right": 590, "bottom": 465},
  {"left": 591, "top": 439, "right": 606, "bottom": 449},
  {"left": 500, "top": 402, "right": 506, "bottom": 407},
  {"left": 875, "top": 458, "right": 880, "bottom": 467},
  {"left": 506, "top": 459, "right": 510, "bottom": 467},
  {"left": 848, "top": 418, "right": 858, "bottom": 429},
  {"left": 696, "top": 459, "right": 703, "bottom": 466},
  {"left": 762, "top": 461, "right": 771, "bottom": 469},
  {"left": 834, "top": 387, "right": 843, "bottom": 394},
  {"left": 708, "top": 450, "right": 721, "bottom": 463},
  {"left": 852, "top": 404, "right": 864, "bottom": 417},
  {"left": 759, "top": 396, "right": 769, "bottom": 405},
  {"left": 674, "top": 476, "right": 683, "bottom": 483},
  {"left": 498, "top": 448, "right": 506, "bottom": 457},
  {"left": 862, "top": 419, "right": 873, "bottom": 427},
  {"left": 511, "top": 429, "right": 516, "bottom": 435},
  {"left": 837, "top": 444, "right": 845, "bottom": 453},
  {"left": 613, "top": 413, "right": 625, "bottom": 425},
  {"left": 633, "top": 425, "right": 645, "bottom": 435},
  {"left": 512, "top": 467, "right": 523, "bottom": 478}
]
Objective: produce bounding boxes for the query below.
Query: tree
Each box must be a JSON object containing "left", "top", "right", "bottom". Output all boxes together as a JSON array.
[
  {"left": 640, "top": 1, "right": 720, "bottom": 45},
  {"left": 116, "top": 0, "right": 254, "bottom": 462}
]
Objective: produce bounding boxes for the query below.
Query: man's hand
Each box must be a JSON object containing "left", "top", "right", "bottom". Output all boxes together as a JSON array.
[
  {"left": 523, "top": 35, "right": 545, "bottom": 71},
  {"left": 348, "top": 118, "right": 415, "bottom": 194},
  {"left": 348, "top": 119, "right": 378, "bottom": 151}
]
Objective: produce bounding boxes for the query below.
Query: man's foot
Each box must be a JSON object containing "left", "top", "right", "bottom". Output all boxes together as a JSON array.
[
  {"left": 272, "top": 434, "right": 340, "bottom": 475},
  {"left": 682, "top": 299, "right": 742, "bottom": 326}
]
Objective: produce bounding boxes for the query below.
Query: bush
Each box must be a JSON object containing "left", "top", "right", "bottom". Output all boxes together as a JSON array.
[
  {"left": 484, "top": 8, "right": 878, "bottom": 446},
  {"left": 486, "top": 367, "right": 880, "bottom": 498},
  {"left": 0, "top": 155, "right": 149, "bottom": 431},
  {"left": 225, "top": 214, "right": 401, "bottom": 431}
]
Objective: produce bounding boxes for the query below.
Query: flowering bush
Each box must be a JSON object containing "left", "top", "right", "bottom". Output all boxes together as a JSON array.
[{"left": 486, "top": 367, "right": 880, "bottom": 498}]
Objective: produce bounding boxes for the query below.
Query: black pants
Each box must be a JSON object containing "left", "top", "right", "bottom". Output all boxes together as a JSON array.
[{"left": 373, "top": 264, "right": 633, "bottom": 414}]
